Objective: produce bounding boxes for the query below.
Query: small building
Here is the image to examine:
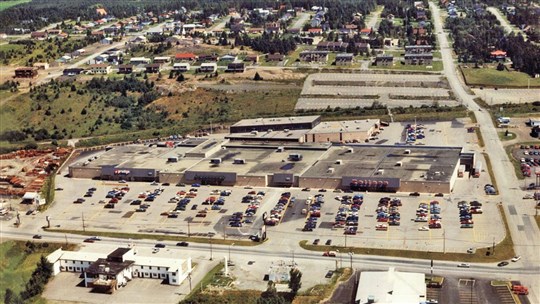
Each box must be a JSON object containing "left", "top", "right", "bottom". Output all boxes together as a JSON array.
[
  {"left": 220, "top": 54, "right": 237, "bottom": 62},
  {"left": 490, "top": 50, "right": 507, "bottom": 61},
  {"left": 199, "top": 62, "right": 217, "bottom": 73},
  {"left": 175, "top": 53, "right": 197, "bottom": 62},
  {"left": 354, "top": 42, "right": 371, "bottom": 54},
  {"left": 404, "top": 53, "right": 433, "bottom": 65},
  {"left": 145, "top": 63, "right": 161, "bottom": 73},
  {"left": 63, "top": 68, "right": 85, "bottom": 76},
  {"left": 307, "top": 28, "right": 323, "bottom": 35},
  {"left": 30, "top": 31, "right": 48, "bottom": 40},
  {"left": 355, "top": 268, "right": 426, "bottom": 304},
  {"left": 375, "top": 54, "right": 393, "bottom": 66},
  {"left": 405, "top": 45, "right": 432, "bottom": 54},
  {"left": 117, "top": 64, "right": 133, "bottom": 74},
  {"left": 100, "top": 37, "right": 113, "bottom": 45},
  {"left": 305, "top": 119, "right": 380, "bottom": 143},
  {"left": 198, "top": 54, "right": 218, "bottom": 62},
  {"left": 528, "top": 118, "right": 540, "bottom": 127},
  {"left": 173, "top": 63, "right": 190, "bottom": 72},
  {"left": 33, "top": 62, "right": 49, "bottom": 70},
  {"left": 15, "top": 67, "right": 38, "bottom": 78},
  {"left": 335, "top": 53, "right": 354, "bottom": 66},
  {"left": 88, "top": 64, "right": 111, "bottom": 74},
  {"left": 266, "top": 53, "right": 285, "bottom": 62},
  {"left": 226, "top": 62, "right": 245, "bottom": 73},
  {"left": 316, "top": 41, "right": 349, "bottom": 52},
  {"left": 129, "top": 57, "right": 151, "bottom": 65},
  {"left": 299, "top": 51, "right": 329, "bottom": 62},
  {"left": 244, "top": 55, "right": 259, "bottom": 63},
  {"left": 153, "top": 56, "right": 171, "bottom": 64}
]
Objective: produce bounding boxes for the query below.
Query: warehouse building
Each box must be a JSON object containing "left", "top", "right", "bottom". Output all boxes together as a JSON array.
[
  {"left": 47, "top": 247, "right": 192, "bottom": 292},
  {"left": 304, "top": 119, "right": 380, "bottom": 143},
  {"left": 230, "top": 116, "right": 321, "bottom": 133},
  {"left": 355, "top": 268, "right": 426, "bottom": 304}
]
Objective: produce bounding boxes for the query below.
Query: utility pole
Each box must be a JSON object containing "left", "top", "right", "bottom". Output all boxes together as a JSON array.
[
  {"left": 82, "top": 212, "right": 86, "bottom": 232},
  {"left": 492, "top": 237, "right": 495, "bottom": 255},
  {"left": 443, "top": 229, "right": 446, "bottom": 253},
  {"left": 348, "top": 252, "right": 354, "bottom": 269},
  {"left": 209, "top": 238, "right": 213, "bottom": 261},
  {"left": 228, "top": 243, "right": 235, "bottom": 262}
]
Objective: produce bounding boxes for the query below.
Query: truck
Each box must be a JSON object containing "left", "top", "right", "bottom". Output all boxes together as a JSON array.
[
  {"left": 458, "top": 165, "right": 466, "bottom": 178},
  {"left": 473, "top": 162, "right": 482, "bottom": 178}
]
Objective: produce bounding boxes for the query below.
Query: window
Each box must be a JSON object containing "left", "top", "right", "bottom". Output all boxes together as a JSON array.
[
  {"left": 172, "top": 279, "right": 176, "bottom": 283},
  {"left": 141, "top": 266, "right": 144, "bottom": 269},
  {"left": 157, "top": 267, "right": 160, "bottom": 271},
  {"left": 149, "top": 266, "right": 152, "bottom": 270},
  {"left": 76, "top": 267, "right": 80, "bottom": 271}
]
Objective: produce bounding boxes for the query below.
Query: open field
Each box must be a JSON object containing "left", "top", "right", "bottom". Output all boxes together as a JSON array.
[
  {"left": 371, "top": 60, "right": 444, "bottom": 72},
  {"left": 472, "top": 88, "right": 540, "bottom": 105},
  {"left": 0, "top": 0, "right": 31, "bottom": 11},
  {"left": 460, "top": 66, "right": 540, "bottom": 88}
]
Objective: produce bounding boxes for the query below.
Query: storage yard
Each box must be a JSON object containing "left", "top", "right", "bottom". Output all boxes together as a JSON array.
[{"left": 295, "top": 73, "right": 460, "bottom": 110}]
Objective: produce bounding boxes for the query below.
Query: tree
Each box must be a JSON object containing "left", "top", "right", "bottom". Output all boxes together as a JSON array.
[
  {"left": 176, "top": 74, "right": 185, "bottom": 82},
  {"left": 258, "top": 281, "right": 288, "bottom": 304},
  {"left": 4, "top": 288, "right": 14, "bottom": 304},
  {"left": 253, "top": 72, "right": 263, "bottom": 81},
  {"left": 288, "top": 268, "right": 302, "bottom": 294}
]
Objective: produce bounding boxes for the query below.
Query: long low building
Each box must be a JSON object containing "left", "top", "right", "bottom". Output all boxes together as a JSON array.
[
  {"left": 355, "top": 268, "right": 426, "bottom": 304},
  {"left": 47, "top": 247, "right": 192, "bottom": 292}
]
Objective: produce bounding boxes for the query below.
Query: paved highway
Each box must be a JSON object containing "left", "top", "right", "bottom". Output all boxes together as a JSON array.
[
  {"left": 430, "top": 2, "right": 540, "bottom": 302},
  {"left": 487, "top": 7, "right": 526, "bottom": 40}
]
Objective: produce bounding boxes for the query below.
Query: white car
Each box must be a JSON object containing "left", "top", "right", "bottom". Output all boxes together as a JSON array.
[
  {"left": 152, "top": 248, "right": 159, "bottom": 253},
  {"left": 418, "top": 226, "right": 430, "bottom": 231},
  {"left": 457, "top": 263, "right": 470, "bottom": 268},
  {"left": 511, "top": 256, "right": 521, "bottom": 262}
]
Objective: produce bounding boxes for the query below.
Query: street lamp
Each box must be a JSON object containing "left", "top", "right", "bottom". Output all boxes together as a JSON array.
[
  {"left": 348, "top": 252, "right": 354, "bottom": 269},
  {"left": 209, "top": 236, "right": 213, "bottom": 261},
  {"left": 336, "top": 249, "right": 343, "bottom": 268},
  {"left": 228, "top": 243, "right": 235, "bottom": 262}
]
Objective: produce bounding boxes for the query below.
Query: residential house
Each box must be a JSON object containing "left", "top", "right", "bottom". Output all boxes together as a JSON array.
[
  {"left": 63, "top": 68, "right": 85, "bottom": 76},
  {"left": 129, "top": 36, "right": 147, "bottom": 44},
  {"left": 375, "top": 54, "right": 393, "bottom": 66},
  {"left": 248, "top": 28, "right": 264, "bottom": 35},
  {"left": 316, "top": 41, "right": 349, "bottom": 52},
  {"left": 175, "top": 53, "right": 197, "bottom": 62},
  {"left": 56, "top": 32, "right": 68, "bottom": 40},
  {"left": 244, "top": 55, "right": 259, "bottom": 63},
  {"left": 405, "top": 45, "right": 432, "bottom": 54},
  {"left": 355, "top": 42, "right": 371, "bottom": 54},
  {"left": 265, "top": 22, "right": 281, "bottom": 34},
  {"left": 335, "top": 53, "right": 354, "bottom": 66},
  {"left": 308, "top": 28, "right": 323, "bottom": 36},
  {"left": 91, "top": 30, "right": 104, "bottom": 37},
  {"left": 404, "top": 53, "right": 433, "bottom": 65},
  {"left": 14, "top": 67, "right": 38, "bottom": 78},
  {"left": 47, "top": 29, "right": 62, "bottom": 35},
  {"left": 199, "top": 54, "right": 218, "bottom": 62},
  {"left": 490, "top": 50, "right": 507, "bottom": 61},
  {"left": 287, "top": 28, "right": 301, "bottom": 35},
  {"left": 153, "top": 56, "right": 171, "bottom": 64},
  {"left": 33, "top": 62, "right": 49, "bottom": 70},
  {"left": 299, "top": 36, "right": 314, "bottom": 45},
  {"left": 118, "top": 64, "right": 133, "bottom": 74},
  {"left": 226, "top": 62, "right": 245, "bottom": 73},
  {"left": 130, "top": 57, "right": 151, "bottom": 65},
  {"left": 30, "top": 31, "right": 48, "bottom": 40},
  {"left": 173, "top": 63, "right": 190, "bottom": 72},
  {"left": 145, "top": 63, "right": 161, "bottom": 73},
  {"left": 416, "top": 10, "right": 427, "bottom": 21},
  {"left": 88, "top": 64, "right": 111, "bottom": 74},
  {"left": 360, "top": 28, "right": 372, "bottom": 37},
  {"left": 100, "top": 37, "right": 113, "bottom": 45},
  {"left": 299, "top": 51, "right": 329, "bottom": 62},
  {"left": 199, "top": 63, "right": 217, "bottom": 73},
  {"left": 220, "top": 54, "right": 237, "bottom": 62},
  {"left": 230, "top": 23, "right": 245, "bottom": 34},
  {"left": 266, "top": 53, "right": 284, "bottom": 62}
]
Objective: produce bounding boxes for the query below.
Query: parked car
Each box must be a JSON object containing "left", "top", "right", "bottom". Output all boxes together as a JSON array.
[
  {"left": 176, "top": 242, "right": 189, "bottom": 247},
  {"left": 155, "top": 243, "right": 166, "bottom": 248},
  {"left": 152, "top": 248, "right": 159, "bottom": 253},
  {"left": 325, "top": 270, "right": 334, "bottom": 278},
  {"left": 322, "top": 251, "right": 336, "bottom": 257},
  {"left": 511, "top": 256, "right": 521, "bottom": 262},
  {"left": 32, "top": 234, "right": 42, "bottom": 239},
  {"left": 409, "top": 192, "right": 420, "bottom": 196},
  {"left": 83, "top": 238, "right": 94, "bottom": 243},
  {"left": 325, "top": 239, "right": 332, "bottom": 246},
  {"left": 497, "top": 261, "right": 509, "bottom": 267},
  {"left": 457, "top": 263, "right": 470, "bottom": 268},
  {"left": 313, "top": 239, "right": 320, "bottom": 245}
]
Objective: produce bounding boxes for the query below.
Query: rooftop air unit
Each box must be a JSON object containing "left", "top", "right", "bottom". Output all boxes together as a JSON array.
[
  {"left": 276, "top": 146, "right": 285, "bottom": 152},
  {"left": 335, "top": 160, "right": 343, "bottom": 165},
  {"left": 404, "top": 149, "right": 411, "bottom": 154},
  {"left": 233, "top": 158, "right": 246, "bottom": 164},
  {"left": 327, "top": 167, "right": 335, "bottom": 173},
  {"left": 396, "top": 161, "right": 403, "bottom": 167},
  {"left": 347, "top": 148, "right": 354, "bottom": 153}
]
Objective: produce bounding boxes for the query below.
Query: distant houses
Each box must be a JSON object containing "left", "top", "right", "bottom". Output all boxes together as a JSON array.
[{"left": 15, "top": 67, "right": 38, "bottom": 78}]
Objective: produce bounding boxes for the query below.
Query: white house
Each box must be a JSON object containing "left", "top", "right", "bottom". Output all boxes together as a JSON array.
[
  {"left": 47, "top": 247, "right": 192, "bottom": 293},
  {"left": 129, "top": 57, "right": 151, "bottom": 65},
  {"left": 100, "top": 37, "right": 113, "bottom": 45},
  {"left": 173, "top": 62, "right": 190, "bottom": 72},
  {"left": 199, "top": 62, "right": 217, "bottom": 73},
  {"left": 88, "top": 64, "right": 111, "bottom": 74}
]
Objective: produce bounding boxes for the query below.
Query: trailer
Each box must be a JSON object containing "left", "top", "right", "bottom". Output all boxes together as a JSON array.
[
  {"left": 473, "top": 162, "right": 482, "bottom": 178},
  {"left": 458, "top": 164, "right": 466, "bottom": 177}
]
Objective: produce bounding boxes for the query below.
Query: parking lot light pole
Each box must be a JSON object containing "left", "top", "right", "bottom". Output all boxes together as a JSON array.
[
  {"left": 209, "top": 237, "right": 213, "bottom": 261},
  {"left": 228, "top": 243, "right": 235, "bottom": 262},
  {"left": 336, "top": 250, "right": 342, "bottom": 268},
  {"left": 348, "top": 252, "right": 354, "bottom": 269}
]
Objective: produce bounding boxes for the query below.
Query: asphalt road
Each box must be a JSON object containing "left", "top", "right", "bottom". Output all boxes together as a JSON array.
[
  {"left": 431, "top": 2, "right": 540, "bottom": 302},
  {"left": 487, "top": 7, "right": 526, "bottom": 40},
  {"left": 289, "top": 13, "right": 311, "bottom": 30}
]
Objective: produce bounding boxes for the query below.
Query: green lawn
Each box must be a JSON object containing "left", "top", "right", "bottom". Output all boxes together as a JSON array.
[
  {"left": 0, "top": 240, "right": 73, "bottom": 300},
  {"left": 460, "top": 66, "right": 540, "bottom": 88},
  {"left": 0, "top": 0, "right": 31, "bottom": 11},
  {"left": 498, "top": 131, "right": 516, "bottom": 141}
]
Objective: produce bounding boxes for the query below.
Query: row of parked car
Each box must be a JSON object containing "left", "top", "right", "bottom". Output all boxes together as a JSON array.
[
  {"left": 264, "top": 192, "right": 292, "bottom": 226},
  {"left": 333, "top": 194, "right": 364, "bottom": 235},
  {"left": 302, "top": 195, "right": 324, "bottom": 231},
  {"left": 405, "top": 123, "right": 426, "bottom": 143},
  {"left": 458, "top": 200, "right": 482, "bottom": 228},
  {"left": 375, "top": 197, "right": 402, "bottom": 231}
]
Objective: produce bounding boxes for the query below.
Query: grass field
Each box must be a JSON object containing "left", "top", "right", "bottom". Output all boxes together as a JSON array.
[
  {"left": 460, "top": 66, "right": 540, "bottom": 88},
  {"left": 0, "top": 240, "right": 74, "bottom": 301},
  {"left": 0, "top": 0, "right": 30, "bottom": 11},
  {"left": 498, "top": 131, "right": 516, "bottom": 141}
]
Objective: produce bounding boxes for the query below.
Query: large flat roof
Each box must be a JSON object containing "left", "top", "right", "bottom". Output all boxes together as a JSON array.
[
  {"left": 225, "top": 129, "right": 309, "bottom": 141},
  {"left": 188, "top": 146, "right": 324, "bottom": 176},
  {"left": 72, "top": 144, "right": 203, "bottom": 172},
  {"left": 355, "top": 268, "right": 426, "bottom": 303},
  {"left": 231, "top": 115, "right": 320, "bottom": 128},
  {"left": 307, "top": 119, "right": 380, "bottom": 134},
  {"left": 302, "top": 145, "right": 462, "bottom": 182}
]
